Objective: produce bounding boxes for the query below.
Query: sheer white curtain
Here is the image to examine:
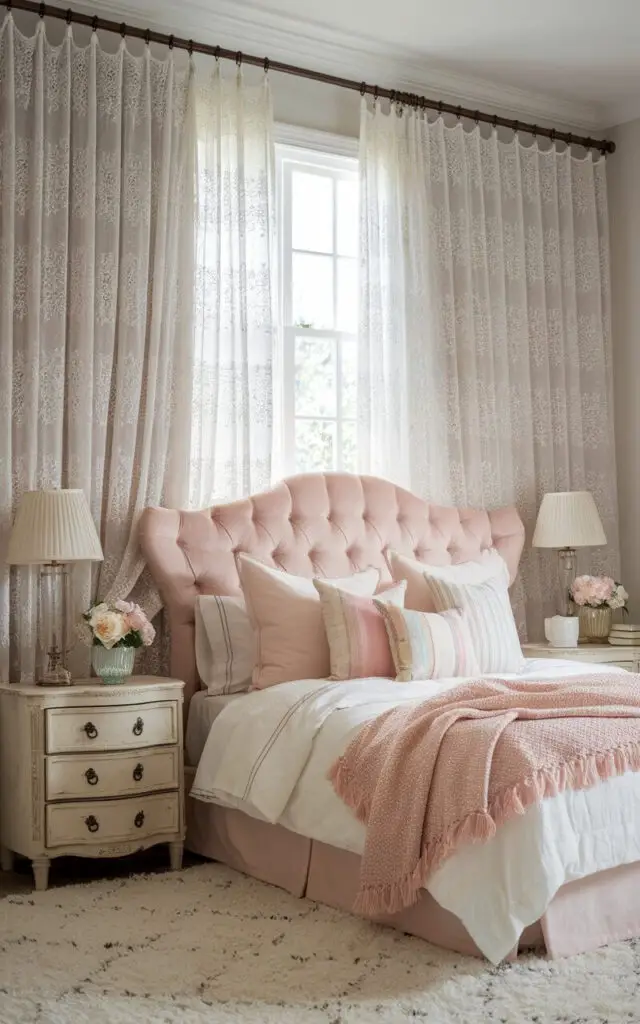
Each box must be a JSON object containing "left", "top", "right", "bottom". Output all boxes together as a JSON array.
[
  {"left": 189, "top": 65, "right": 276, "bottom": 508},
  {"left": 359, "top": 100, "right": 619, "bottom": 637},
  {"left": 0, "top": 15, "right": 196, "bottom": 680}
]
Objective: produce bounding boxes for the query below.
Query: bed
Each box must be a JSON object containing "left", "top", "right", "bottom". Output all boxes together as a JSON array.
[{"left": 139, "top": 472, "right": 640, "bottom": 963}]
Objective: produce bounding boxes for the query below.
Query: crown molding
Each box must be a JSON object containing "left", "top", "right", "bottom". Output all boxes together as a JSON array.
[
  {"left": 65, "top": 0, "right": 606, "bottom": 131},
  {"left": 601, "top": 94, "right": 640, "bottom": 131}
]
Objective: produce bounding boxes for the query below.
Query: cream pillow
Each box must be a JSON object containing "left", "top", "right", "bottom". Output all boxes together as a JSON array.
[
  {"left": 419, "top": 570, "right": 525, "bottom": 674},
  {"left": 238, "top": 555, "right": 380, "bottom": 689},
  {"left": 195, "top": 595, "right": 255, "bottom": 695},
  {"left": 314, "top": 579, "right": 407, "bottom": 681},
  {"left": 388, "top": 548, "right": 508, "bottom": 612}
]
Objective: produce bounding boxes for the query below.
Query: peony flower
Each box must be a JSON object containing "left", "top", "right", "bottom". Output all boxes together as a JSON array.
[
  {"left": 140, "top": 620, "right": 156, "bottom": 646},
  {"left": 91, "top": 610, "right": 128, "bottom": 649}
]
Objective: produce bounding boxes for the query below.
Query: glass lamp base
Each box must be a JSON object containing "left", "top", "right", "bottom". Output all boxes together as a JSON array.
[{"left": 38, "top": 664, "right": 72, "bottom": 687}]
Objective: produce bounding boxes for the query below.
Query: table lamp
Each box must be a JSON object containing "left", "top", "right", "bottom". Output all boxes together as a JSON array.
[
  {"left": 6, "top": 489, "right": 104, "bottom": 685},
  {"left": 532, "top": 491, "right": 606, "bottom": 616}
]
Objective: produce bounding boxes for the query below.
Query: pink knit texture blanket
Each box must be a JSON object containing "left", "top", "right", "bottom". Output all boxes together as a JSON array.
[{"left": 329, "top": 674, "right": 640, "bottom": 917}]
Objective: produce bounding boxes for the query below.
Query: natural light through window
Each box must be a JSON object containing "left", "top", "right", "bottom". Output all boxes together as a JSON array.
[{"left": 277, "top": 145, "right": 359, "bottom": 475}]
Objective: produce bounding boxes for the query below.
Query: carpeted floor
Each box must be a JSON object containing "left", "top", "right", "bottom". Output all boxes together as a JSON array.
[{"left": 2, "top": 862, "right": 640, "bottom": 1024}]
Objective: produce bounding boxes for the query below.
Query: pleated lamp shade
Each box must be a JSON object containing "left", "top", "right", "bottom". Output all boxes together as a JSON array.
[
  {"left": 532, "top": 491, "right": 606, "bottom": 549},
  {"left": 6, "top": 489, "right": 104, "bottom": 565}
]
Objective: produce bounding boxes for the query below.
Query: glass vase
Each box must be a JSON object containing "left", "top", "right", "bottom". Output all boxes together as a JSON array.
[
  {"left": 578, "top": 606, "right": 612, "bottom": 643},
  {"left": 92, "top": 645, "right": 136, "bottom": 685}
]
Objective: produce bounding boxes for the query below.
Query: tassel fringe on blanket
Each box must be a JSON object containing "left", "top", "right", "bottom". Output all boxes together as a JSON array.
[{"left": 329, "top": 675, "right": 640, "bottom": 918}]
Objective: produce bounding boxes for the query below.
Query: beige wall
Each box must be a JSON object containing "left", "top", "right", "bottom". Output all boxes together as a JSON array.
[{"left": 608, "top": 117, "right": 640, "bottom": 618}]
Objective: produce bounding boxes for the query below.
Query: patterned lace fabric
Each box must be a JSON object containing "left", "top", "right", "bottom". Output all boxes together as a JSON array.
[
  {"left": 358, "top": 99, "right": 619, "bottom": 637},
  {"left": 0, "top": 15, "right": 196, "bottom": 680}
]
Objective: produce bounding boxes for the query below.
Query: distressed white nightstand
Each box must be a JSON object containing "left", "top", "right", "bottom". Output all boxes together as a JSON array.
[
  {"left": 0, "top": 676, "right": 185, "bottom": 891},
  {"left": 522, "top": 642, "right": 640, "bottom": 673}
]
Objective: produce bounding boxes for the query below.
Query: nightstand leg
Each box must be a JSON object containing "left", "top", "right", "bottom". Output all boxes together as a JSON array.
[
  {"left": 32, "top": 857, "right": 50, "bottom": 892},
  {"left": 0, "top": 845, "right": 13, "bottom": 872},
  {"left": 169, "top": 841, "right": 183, "bottom": 871}
]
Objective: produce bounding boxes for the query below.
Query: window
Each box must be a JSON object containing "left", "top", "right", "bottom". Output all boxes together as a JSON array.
[{"left": 277, "top": 145, "right": 359, "bottom": 475}]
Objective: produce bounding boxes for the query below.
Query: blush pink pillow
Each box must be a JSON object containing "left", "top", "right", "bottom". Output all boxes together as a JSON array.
[
  {"left": 314, "top": 579, "right": 407, "bottom": 680},
  {"left": 238, "top": 555, "right": 380, "bottom": 689}
]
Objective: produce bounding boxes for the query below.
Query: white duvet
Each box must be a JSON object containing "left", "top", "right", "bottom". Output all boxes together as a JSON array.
[{"left": 191, "top": 658, "right": 640, "bottom": 964}]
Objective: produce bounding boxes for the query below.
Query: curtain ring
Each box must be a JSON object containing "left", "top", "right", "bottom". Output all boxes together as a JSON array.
[
  {"left": 550, "top": 128, "right": 556, "bottom": 142},
  {"left": 144, "top": 29, "right": 150, "bottom": 46},
  {"left": 6, "top": 1, "right": 12, "bottom": 11},
  {"left": 264, "top": 56, "right": 269, "bottom": 73},
  {"left": 39, "top": 2, "right": 45, "bottom": 18},
  {"left": 437, "top": 100, "right": 443, "bottom": 116},
  {"left": 567, "top": 132, "right": 573, "bottom": 147},
  {"left": 188, "top": 39, "right": 194, "bottom": 56},
  {"left": 65, "top": 8, "right": 72, "bottom": 25},
  {"left": 390, "top": 89, "right": 396, "bottom": 105},
  {"left": 373, "top": 86, "right": 378, "bottom": 103},
  {"left": 360, "top": 81, "right": 366, "bottom": 97},
  {"left": 513, "top": 120, "right": 519, "bottom": 134},
  {"left": 119, "top": 22, "right": 126, "bottom": 38},
  {"left": 236, "top": 50, "right": 243, "bottom": 66},
  {"left": 474, "top": 110, "right": 480, "bottom": 124},
  {"left": 456, "top": 105, "right": 462, "bottom": 120},
  {"left": 215, "top": 45, "right": 220, "bottom": 61},
  {"left": 492, "top": 114, "right": 498, "bottom": 129},
  {"left": 532, "top": 124, "right": 538, "bottom": 138},
  {"left": 91, "top": 15, "right": 98, "bottom": 33},
  {"left": 168, "top": 34, "right": 174, "bottom": 49}
]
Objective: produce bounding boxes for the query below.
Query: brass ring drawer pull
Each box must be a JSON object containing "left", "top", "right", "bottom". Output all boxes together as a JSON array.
[
  {"left": 85, "top": 815, "right": 99, "bottom": 833},
  {"left": 132, "top": 717, "right": 144, "bottom": 737},
  {"left": 132, "top": 763, "right": 144, "bottom": 782},
  {"left": 84, "top": 722, "right": 98, "bottom": 739},
  {"left": 85, "top": 768, "right": 99, "bottom": 786},
  {"left": 134, "top": 810, "right": 145, "bottom": 828}
]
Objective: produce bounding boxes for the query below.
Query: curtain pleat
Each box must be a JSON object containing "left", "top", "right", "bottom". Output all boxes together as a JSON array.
[
  {"left": 0, "top": 14, "right": 196, "bottom": 681},
  {"left": 359, "top": 100, "right": 619, "bottom": 637}
]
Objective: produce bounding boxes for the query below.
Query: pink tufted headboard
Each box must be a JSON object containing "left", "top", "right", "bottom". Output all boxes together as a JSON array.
[{"left": 139, "top": 473, "right": 525, "bottom": 712}]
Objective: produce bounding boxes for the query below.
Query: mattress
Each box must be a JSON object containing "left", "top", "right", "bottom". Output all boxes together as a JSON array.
[
  {"left": 191, "top": 658, "right": 640, "bottom": 963},
  {"left": 186, "top": 691, "right": 247, "bottom": 765}
]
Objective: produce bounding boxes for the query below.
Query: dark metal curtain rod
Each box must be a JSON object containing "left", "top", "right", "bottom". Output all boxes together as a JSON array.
[{"left": 2, "top": 0, "right": 615, "bottom": 155}]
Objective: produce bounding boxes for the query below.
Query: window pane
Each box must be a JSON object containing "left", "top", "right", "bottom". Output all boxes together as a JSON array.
[
  {"left": 292, "top": 171, "right": 333, "bottom": 253},
  {"left": 336, "top": 258, "right": 358, "bottom": 333},
  {"left": 296, "top": 419, "right": 336, "bottom": 473},
  {"left": 292, "top": 253, "right": 334, "bottom": 329},
  {"left": 341, "top": 338, "right": 357, "bottom": 419},
  {"left": 341, "top": 420, "right": 357, "bottom": 473},
  {"left": 337, "top": 178, "right": 358, "bottom": 257},
  {"left": 295, "top": 336, "right": 336, "bottom": 417}
]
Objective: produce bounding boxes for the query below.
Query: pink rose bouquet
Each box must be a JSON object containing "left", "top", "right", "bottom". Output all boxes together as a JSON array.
[
  {"left": 570, "top": 575, "right": 628, "bottom": 613},
  {"left": 79, "top": 600, "right": 156, "bottom": 650}
]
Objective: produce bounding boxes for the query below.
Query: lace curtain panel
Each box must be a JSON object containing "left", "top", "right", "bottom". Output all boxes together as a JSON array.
[
  {"left": 359, "top": 101, "right": 619, "bottom": 637},
  {"left": 189, "top": 65, "right": 276, "bottom": 508},
  {"left": 0, "top": 16, "right": 196, "bottom": 681}
]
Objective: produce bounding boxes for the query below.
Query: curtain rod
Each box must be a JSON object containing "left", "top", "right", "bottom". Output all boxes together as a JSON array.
[{"left": 2, "top": 0, "right": 615, "bottom": 155}]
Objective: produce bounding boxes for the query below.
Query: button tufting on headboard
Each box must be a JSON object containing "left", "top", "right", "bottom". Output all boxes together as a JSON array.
[{"left": 139, "top": 472, "right": 525, "bottom": 714}]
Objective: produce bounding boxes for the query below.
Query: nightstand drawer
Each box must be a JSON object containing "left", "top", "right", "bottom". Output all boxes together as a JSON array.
[
  {"left": 46, "top": 747, "right": 180, "bottom": 801},
  {"left": 45, "top": 792, "right": 180, "bottom": 849},
  {"left": 46, "top": 702, "right": 178, "bottom": 754}
]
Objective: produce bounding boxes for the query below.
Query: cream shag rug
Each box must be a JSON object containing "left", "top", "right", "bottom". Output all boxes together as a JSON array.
[{"left": 2, "top": 862, "right": 640, "bottom": 1024}]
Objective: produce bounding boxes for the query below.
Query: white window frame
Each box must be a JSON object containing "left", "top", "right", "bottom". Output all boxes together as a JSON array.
[{"left": 275, "top": 140, "right": 359, "bottom": 477}]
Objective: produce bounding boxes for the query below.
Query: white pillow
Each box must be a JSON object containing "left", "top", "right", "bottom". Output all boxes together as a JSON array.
[
  {"left": 388, "top": 548, "right": 508, "bottom": 612},
  {"left": 195, "top": 595, "right": 256, "bottom": 695},
  {"left": 419, "top": 570, "right": 525, "bottom": 674}
]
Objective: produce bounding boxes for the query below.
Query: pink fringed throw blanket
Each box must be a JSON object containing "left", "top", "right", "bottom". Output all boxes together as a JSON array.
[{"left": 329, "top": 674, "right": 640, "bottom": 917}]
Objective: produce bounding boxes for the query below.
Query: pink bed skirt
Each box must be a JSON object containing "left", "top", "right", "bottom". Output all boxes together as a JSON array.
[{"left": 184, "top": 773, "right": 640, "bottom": 960}]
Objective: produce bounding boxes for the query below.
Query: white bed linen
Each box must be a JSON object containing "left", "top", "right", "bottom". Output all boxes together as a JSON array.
[
  {"left": 186, "top": 692, "right": 245, "bottom": 765},
  {"left": 191, "top": 659, "right": 640, "bottom": 964}
]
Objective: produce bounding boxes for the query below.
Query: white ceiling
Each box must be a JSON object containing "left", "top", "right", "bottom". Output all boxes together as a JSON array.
[{"left": 79, "top": 0, "right": 640, "bottom": 128}]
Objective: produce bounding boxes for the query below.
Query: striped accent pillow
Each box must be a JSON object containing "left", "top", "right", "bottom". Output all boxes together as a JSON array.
[
  {"left": 376, "top": 604, "right": 480, "bottom": 681},
  {"left": 420, "top": 572, "right": 525, "bottom": 674},
  {"left": 195, "top": 596, "right": 256, "bottom": 694},
  {"left": 314, "top": 579, "right": 407, "bottom": 680}
]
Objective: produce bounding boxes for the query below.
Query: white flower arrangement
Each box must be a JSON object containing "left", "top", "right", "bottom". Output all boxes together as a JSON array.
[
  {"left": 569, "top": 575, "right": 629, "bottom": 613},
  {"left": 78, "top": 601, "right": 155, "bottom": 650}
]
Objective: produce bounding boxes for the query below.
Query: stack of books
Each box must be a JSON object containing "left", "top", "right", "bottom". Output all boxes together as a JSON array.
[{"left": 608, "top": 623, "right": 640, "bottom": 646}]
